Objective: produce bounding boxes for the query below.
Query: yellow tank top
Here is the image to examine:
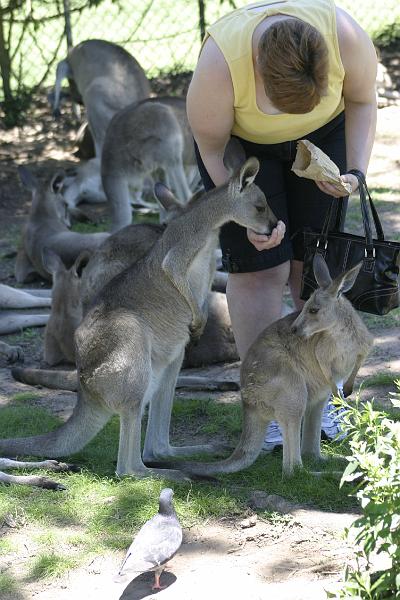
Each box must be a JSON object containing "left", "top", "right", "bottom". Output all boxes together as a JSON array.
[{"left": 205, "top": 0, "right": 345, "bottom": 144}]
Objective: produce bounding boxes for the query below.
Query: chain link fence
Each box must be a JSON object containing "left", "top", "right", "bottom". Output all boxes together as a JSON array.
[{"left": 1, "top": 0, "right": 399, "bottom": 118}]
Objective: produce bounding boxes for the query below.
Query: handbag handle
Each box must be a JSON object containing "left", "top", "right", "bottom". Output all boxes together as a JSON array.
[{"left": 317, "top": 171, "right": 384, "bottom": 257}]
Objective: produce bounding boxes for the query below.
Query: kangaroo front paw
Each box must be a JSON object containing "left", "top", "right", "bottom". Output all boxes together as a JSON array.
[{"left": 6, "top": 346, "right": 24, "bottom": 363}]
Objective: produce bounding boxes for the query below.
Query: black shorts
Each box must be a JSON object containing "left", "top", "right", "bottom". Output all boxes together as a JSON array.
[{"left": 195, "top": 112, "right": 348, "bottom": 273}]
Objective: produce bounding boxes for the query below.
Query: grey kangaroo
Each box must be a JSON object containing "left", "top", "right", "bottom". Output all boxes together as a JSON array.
[
  {"left": 0, "top": 158, "right": 277, "bottom": 481},
  {"left": 156, "top": 254, "right": 373, "bottom": 478},
  {"left": 102, "top": 99, "right": 192, "bottom": 232},
  {"left": 52, "top": 39, "right": 150, "bottom": 156},
  {"left": 15, "top": 166, "right": 109, "bottom": 283},
  {"left": 0, "top": 283, "right": 52, "bottom": 362}
]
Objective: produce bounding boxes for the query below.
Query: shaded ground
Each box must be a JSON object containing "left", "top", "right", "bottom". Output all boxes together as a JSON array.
[{"left": 0, "top": 74, "right": 399, "bottom": 598}]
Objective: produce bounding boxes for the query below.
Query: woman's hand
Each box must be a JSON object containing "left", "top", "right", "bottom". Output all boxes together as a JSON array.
[
  {"left": 247, "top": 220, "right": 286, "bottom": 251},
  {"left": 315, "top": 173, "right": 359, "bottom": 198}
]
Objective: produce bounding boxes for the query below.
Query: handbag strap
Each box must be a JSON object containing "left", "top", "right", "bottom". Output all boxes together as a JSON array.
[
  {"left": 316, "top": 170, "right": 384, "bottom": 256},
  {"left": 347, "top": 169, "right": 384, "bottom": 241}
]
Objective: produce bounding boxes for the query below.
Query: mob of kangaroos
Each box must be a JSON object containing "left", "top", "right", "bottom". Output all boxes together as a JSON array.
[
  {"left": 0, "top": 158, "right": 277, "bottom": 481},
  {"left": 154, "top": 254, "right": 373, "bottom": 478}
]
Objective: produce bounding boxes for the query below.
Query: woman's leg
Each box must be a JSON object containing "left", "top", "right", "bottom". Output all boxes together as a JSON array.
[{"left": 226, "top": 261, "right": 290, "bottom": 359}]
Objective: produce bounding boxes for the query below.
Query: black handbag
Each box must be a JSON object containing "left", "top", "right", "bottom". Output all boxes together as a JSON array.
[{"left": 301, "top": 170, "right": 400, "bottom": 315}]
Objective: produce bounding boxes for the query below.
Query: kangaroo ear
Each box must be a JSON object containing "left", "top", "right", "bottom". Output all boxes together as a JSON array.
[
  {"left": 238, "top": 157, "right": 259, "bottom": 192},
  {"left": 153, "top": 182, "right": 180, "bottom": 211},
  {"left": 224, "top": 138, "right": 247, "bottom": 174},
  {"left": 313, "top": 253, "right": 332, "bottom": 289},
  {"left": 73, "top": 250, "right": 91, "bottom": 278},
  {"left": 42, "top": 247, "right": 64, "bottom": 276},
  {"left": 18, "top": 165, "right": 38, "bottom": 191},
  {"left": 330, "top": 261, "right": 362, "bottom": 297},
  {"left": 50, "top": 171, "right": 66, "bottom": 194}
]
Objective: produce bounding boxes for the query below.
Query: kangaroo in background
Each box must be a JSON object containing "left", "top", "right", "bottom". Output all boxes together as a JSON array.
[
  {"left": 0, "top": 284, "right": 52, "bottom": 362},
  {"left": 1, "top": 158, "right": 278, "bottom": 481},
  {"left": 102, "top": 100, "right": 192, "bottom": 231},
  {"left": 52, "top": 39, "right": 150, "bottom": 156},
  {"left": 15, "top": 166, "right": 109, "bottom": 283},
  {"left": 156, "top": 254, "right": 373, "bottom": 478}
]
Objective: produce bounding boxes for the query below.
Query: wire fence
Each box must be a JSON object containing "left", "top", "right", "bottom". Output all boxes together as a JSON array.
[{"left": 1, "top": 0, "right": 400, "bottom": 107}]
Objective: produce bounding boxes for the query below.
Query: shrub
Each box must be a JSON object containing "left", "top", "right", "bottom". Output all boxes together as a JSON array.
[{"left": 327, "top": 381, "right": 400, "bottom": 599}]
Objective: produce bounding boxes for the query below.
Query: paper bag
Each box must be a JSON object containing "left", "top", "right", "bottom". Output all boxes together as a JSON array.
[{"left": 291, "top": 139, "right": 352, "bottom": 195}]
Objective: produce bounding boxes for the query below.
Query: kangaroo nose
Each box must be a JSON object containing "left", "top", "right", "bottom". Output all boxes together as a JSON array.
[{"left": 290, "top": 325, "right": 297, "bottom": 334}]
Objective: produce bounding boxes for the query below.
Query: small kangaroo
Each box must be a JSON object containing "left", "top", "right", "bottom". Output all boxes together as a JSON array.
[
  {"left": 15, "top": 166, "right": 109, "bottom": 283},
  {"left": 0, "top": 284, "right": 52, "bottom": 362},
  {"left": 158, "top": 254, "right": 373, "bottom": 478},
  {"left": 0, "top": 158, "right": 277, "bottom": 481}
]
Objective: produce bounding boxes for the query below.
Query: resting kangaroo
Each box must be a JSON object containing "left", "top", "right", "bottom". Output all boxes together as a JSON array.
[
  {"left": 157, "top": 254, "right": 373, "bottom": 478},
  {"left": 0, "top": 284, "right": 52, "bottom": 362},
  {"left": 0, "top": 158, "right": 277, "bottom": 480},
  {"left": 15, "top": 166, "right": 109, "bottom": 283}
]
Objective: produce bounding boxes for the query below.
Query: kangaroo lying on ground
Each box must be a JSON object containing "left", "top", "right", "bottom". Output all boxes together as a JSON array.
[
  {"left": 0, "top": 458, "right": 77, "bottom": 490},
  {"left": 0, "top": 284, "right": 52, "bottom": 362},
  {"left": 153, "top": 254, "right": 373, "bottom": 478},
  {"left": 15, "top": 166, "right": 109, "bottom": 283},
  {"left": 1, "top": 158, "right": 277, "bottom": 480}
]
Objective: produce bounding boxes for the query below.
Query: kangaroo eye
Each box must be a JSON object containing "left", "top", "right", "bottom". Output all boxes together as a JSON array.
[
  {"left": 255, "top": 205, "right": 265, "bottom": 213},
  {"left": 309, "top": 307, "right": 319, "bottom": 314}
]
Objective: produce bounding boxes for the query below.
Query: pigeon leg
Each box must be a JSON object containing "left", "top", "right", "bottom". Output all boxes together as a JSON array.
[{"left": 152, "top": 566, "right": 166, "bottom": 590}]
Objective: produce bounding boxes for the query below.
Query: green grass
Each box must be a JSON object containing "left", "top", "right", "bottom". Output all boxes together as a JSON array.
[
  {"left": 0, "top": 392, "right": 398, "bottom": 586},
  {"left": 0, "top": 573, "right": 17, "bottom": 595},
  {"left": 70, "top": 220, "right": 109, "bottom": 234}
]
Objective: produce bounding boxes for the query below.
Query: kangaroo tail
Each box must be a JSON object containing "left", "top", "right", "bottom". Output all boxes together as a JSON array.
[
  {"left": 0, "top": 390, "right": 111, "bottom": 458},
  {"left": 12, "top": 367, "right": 78, "bottom": 391},
  {"left": 53, "top": 59, "right": 71, "bottom": 118}
]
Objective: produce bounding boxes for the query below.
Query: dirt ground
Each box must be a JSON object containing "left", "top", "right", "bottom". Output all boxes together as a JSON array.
[{"left": 0, "top": 78, "right": 399, "bottom": 598}]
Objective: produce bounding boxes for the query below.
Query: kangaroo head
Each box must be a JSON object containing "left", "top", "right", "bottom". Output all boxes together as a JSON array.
[
  {"left": 229, "top": 157, "right": 278, "bottom": 235},
  {"left": 42, "top": 248, "right": 89, "bottom": 315},
  {"left": 18, "top": 165, "right": 71, "bottom": 227},
  {"left": 291, "top": 254, "right": 362, "bottom": 338}
]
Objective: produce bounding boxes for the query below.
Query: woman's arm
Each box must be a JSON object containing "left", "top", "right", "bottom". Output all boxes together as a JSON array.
[
  {"left": 316, "top": 7, "right": 377, "bottom": 197},
  {"left": 187, "top": 37, "right": 285, "bottom": 250},
  {"left": 187, "top": 37, "right": 234, "bottom": 186}
]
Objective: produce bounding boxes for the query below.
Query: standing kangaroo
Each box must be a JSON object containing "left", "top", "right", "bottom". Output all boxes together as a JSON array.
[
  {"left": 52, "top": 39, "right": 150, "bottom": 156},
  {"left": 102, "top": 99, "right": 192, "bottom": 232},
  {"left": 0, "top": 158, "right": 277, "bottom": 481},
  {"left": 15, "top": 166, "right": 109, "bottom": 283},
  {"left": 158, "top": 254, "right": 373, "bottom": 478}
]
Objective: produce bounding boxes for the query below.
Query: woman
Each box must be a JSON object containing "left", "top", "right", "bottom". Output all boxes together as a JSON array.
[{"left": 187, "top": 0, "right": 377, "bottom": 445}]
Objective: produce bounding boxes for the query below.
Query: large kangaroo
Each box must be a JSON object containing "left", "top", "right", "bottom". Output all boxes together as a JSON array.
[
  {"left": 15, "top": 166, "right": 109, "bottom": 283},
  {"left": 156, "top": 254, "right": 373, "bottom": 478},
  {"left": 52, "top": 39, "right": 150, "bottom": 156},
  {"left": 102, "top": 99, "right": 192, "bottom": 232},
  {"left": 0, "top": 158, "right": 277, "bottom": 481}
]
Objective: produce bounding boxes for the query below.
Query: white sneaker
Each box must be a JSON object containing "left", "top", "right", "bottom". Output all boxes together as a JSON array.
[
  {"left": 263, "top": 420, "right": 283, "bottom": 452},
  {"left": 321, "top": 398, "right": 346, "bottom": 441},
  {"left": 263, "top": 397, "right": 346, "bottom": 453}
]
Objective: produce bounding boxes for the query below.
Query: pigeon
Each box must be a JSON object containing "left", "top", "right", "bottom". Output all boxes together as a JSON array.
[{"left": 116, "top": 488, "right": 182, "bottom": 591}]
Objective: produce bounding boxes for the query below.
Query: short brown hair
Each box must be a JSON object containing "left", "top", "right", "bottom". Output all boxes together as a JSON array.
[{"left": 257, "top": 19, "right": 329, "bottom": 114}]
